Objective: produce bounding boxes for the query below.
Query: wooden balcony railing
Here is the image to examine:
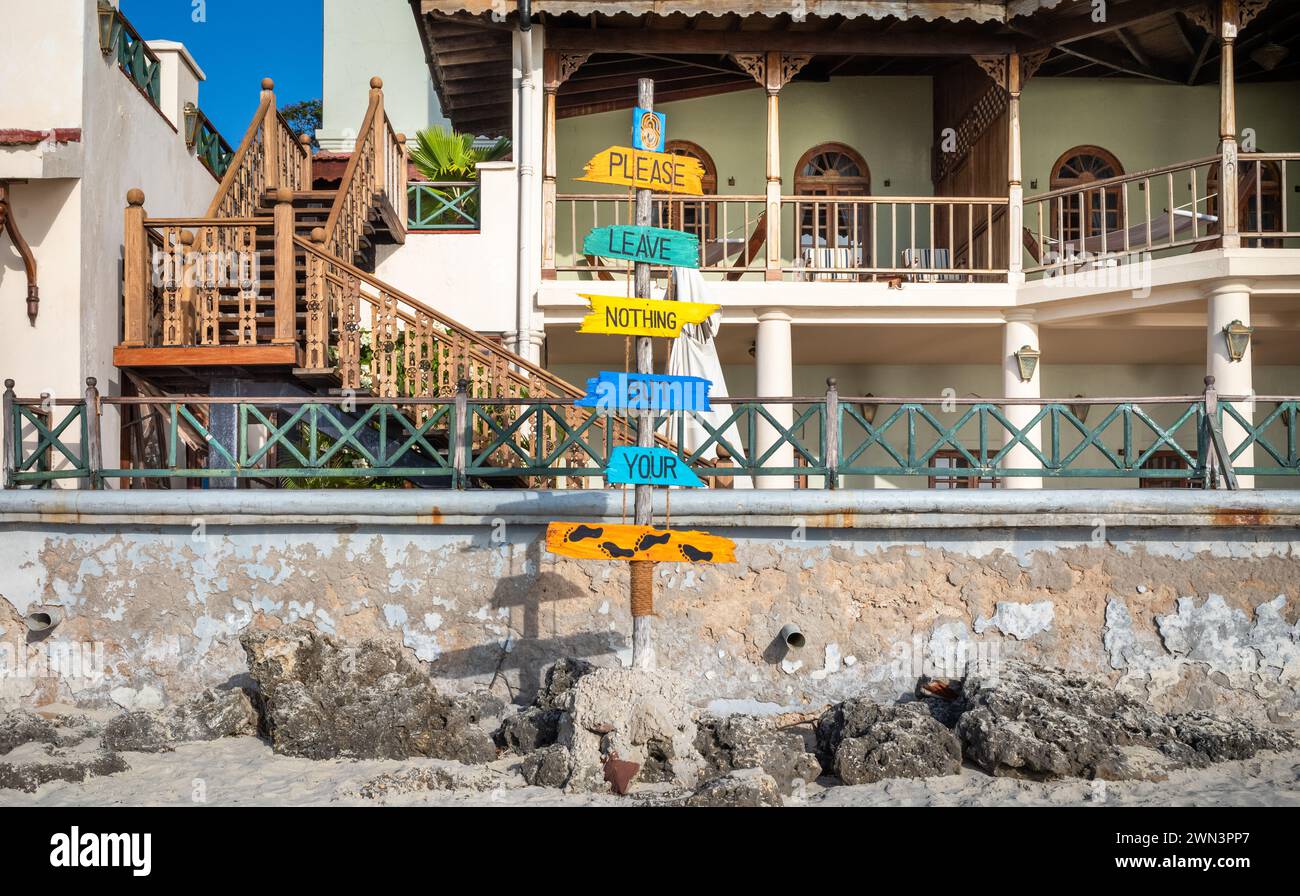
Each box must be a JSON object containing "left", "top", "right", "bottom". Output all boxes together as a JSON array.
[
  {"left": 553, "top": 193, "right": 1008, "bottom": 282},
  {"left": 555, "top": 193, "right": 767, "bottom": 279},
  {"left": 1239, "top": 152, "right": 1300, "bottom": 248},
  {"left": 782, "top": 195, "right": 1009, "bottom": 283},
  {"left": 1023, "top": 156, "right": 1222, "bottom": 275}
]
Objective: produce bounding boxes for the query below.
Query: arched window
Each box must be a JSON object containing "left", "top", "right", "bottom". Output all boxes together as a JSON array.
[
  {"left": 1050, "top": 146, "right": 1124, "bottom": 244},
  {"left": 653, "top": 140, "right": 717, "bottom": 242},
  {"left": 794, "top": 143, "right": 871, "bottom": 250},
  {"left": 1208, "top": 157, "right": 1284, "bottom": 247}
]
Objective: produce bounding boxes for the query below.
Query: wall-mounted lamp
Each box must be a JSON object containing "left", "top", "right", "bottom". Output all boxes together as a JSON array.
[
  {"left": 883, "top": 179, "right": 892, "bottom": 188},
  {"left": 1029, "top": 179, "right": 1038, "bottom": 190},
  {"left": 1013, "top": 345, "right": 1040, "bottom": 383},
  {"left": 858, "top": 392, "right": 878, "bottom": 425},
  {"left": 727, "top": 176, "right": 736, "bottom": 187},
  {"left": 1069, "top": 394, "right": 1090, "bottom": 423},
  {"left": 97, "top": 1, "right": 119, "bottom": 55},
  {"left": 1222, "top": 319, "right": 1253, "bottom": 362},
  {"left": 183, "top": 102, "right": 200, "bottom": 149}
]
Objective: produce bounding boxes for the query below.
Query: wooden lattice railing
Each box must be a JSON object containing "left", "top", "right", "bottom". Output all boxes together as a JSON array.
[
  {"left": 295, "top": 236, "right": 685, "bottom": 480},
  {"left": 320, "top": 77, "right": 408, "bottom": 262},
  {"left": 205, "top": 79, "right": 311, "bottom": 219},
  {"left": 129, "top": 217, "right": 270, "bottom": 348},
  {"left": 119, "top": 76, "right": 690, "bottom": 481}
]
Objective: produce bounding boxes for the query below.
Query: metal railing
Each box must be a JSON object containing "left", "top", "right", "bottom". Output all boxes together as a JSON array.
[
  {"left": 8, "top": 378, "right": 1295, "bottom": 490},
  {"left": 97, "top": 2, "right": 161, "bottom": 109},
  {"left": 408, "top": 182, "right": 481, "bottom": 230}
]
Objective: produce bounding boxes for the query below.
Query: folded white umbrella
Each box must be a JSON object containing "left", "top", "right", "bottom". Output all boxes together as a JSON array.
[{"left": 663, "top": 267, "right": 751, "bottom": 487}]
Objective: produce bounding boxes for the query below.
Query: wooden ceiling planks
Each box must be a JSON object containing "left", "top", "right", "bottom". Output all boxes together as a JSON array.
[{"left": 410, "top": 1, "right": 1300, "bottom": 135}]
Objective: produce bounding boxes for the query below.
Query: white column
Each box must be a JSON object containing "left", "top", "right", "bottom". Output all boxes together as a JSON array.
[
  {"left": 1207, "top": 282, "right": 1254, "bottom": 487},
  {"left": 755, "top": 310, "right": 794, "bottom": 489},
  {"left": 1002, "top": 312, "right": 1042, "bottom": 489}
]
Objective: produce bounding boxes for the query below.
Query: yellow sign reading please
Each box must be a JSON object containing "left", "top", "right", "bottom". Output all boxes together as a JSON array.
[{"left": 576, "top": 146, "right": 704, "bottom": 194}]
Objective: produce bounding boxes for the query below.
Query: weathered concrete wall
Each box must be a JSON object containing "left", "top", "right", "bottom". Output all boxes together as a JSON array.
[{"left": 1, "top": 491, "right": 1297, "bottom": 720}]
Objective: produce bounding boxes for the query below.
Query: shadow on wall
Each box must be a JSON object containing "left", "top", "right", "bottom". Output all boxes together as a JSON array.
[{"left": 429, "top": 537, "right": 624, "bottom": 703}]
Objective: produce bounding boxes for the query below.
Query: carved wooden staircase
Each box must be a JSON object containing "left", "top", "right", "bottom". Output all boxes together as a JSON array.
[{"left": 111, "top": 77, "right": 628, "bottom": 484}]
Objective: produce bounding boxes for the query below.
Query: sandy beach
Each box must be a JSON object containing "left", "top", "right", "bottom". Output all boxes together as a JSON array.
[{"left": 3, "top": 737, "right": 1297, "bottom": 808}]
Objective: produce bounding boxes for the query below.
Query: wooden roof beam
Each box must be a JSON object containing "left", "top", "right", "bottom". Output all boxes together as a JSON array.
[
  {"left": 560, "top": 73, "right": 750, "bottom": 105},
  {"left": 1016, "top": 0, "right": 1207, "bottom": 49},
  {"left": 1049, "top": 37, "right": 1184, "bottom": 83},
  {"left": 561, "top": 67, "right": 741, "bottom": 96},
  {"left": 544, "top": 27, "right": 1022, "bottom": 56}
]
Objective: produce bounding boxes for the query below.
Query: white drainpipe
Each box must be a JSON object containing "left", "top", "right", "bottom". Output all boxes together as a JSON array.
[{"left": 515, "top": 0, "right": 535, "bottom": 363}]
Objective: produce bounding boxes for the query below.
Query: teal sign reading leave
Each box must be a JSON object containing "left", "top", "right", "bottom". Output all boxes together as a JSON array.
[
  {"left": 583, "top": 225, "right": 700, "bottom": 269},
  {"left": 606, "top": 446, "right": 705, "bottom": 488}
]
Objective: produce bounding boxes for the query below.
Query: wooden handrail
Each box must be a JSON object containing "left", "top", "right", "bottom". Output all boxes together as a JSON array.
[
  {"left": 204, "top": 80, "right": 310, "bottom": 219},
  {"left": 296, "top": 235, "right": 581, "bottom": 398},
  {"left": 1026, "top": 156, "right": 1221, "bottom": 203},
  {"left": 205, "top": 90, "right": 273, "bottom": 218},
  {"left": 320, "top": 83, "right": 383, "bottom": 259}
]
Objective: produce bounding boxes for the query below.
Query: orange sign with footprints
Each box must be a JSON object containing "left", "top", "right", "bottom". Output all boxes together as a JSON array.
[{"left": 546, "top": 522, "right": 735, "bottom": 564}]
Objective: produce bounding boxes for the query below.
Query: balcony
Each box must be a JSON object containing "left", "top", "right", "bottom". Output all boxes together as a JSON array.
[{"left": 554, "top": 192, "right": 1011, "bottom": 283}]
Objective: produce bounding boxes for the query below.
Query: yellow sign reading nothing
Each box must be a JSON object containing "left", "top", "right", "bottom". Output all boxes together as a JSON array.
[
  {"left": 577, "top": 294, "right": 720, "bottom": 339},
  {"left": 576, "top": 146, "right": 704, "bottom": 194}
]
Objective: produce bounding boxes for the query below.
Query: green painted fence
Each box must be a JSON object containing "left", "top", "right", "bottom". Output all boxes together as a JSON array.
[
  {"left": 5, "top": 378, "right": 1296, "bottom": 490},
  {"left": 408, "top": 182, "right": 481, "bottom": 231}
]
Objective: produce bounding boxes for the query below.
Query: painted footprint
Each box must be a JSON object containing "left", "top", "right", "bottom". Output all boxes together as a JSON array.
[
  {"left": 634, "top": 531, "right": 672, "bottom": 552},
  {"left": 679, "top": 543, "right": 713, "bottom": 562},
  {"left": 565, "top": 524, "right": 604, "bottom": 543},
  {"left": 600, "top": 541, "right": 635, "bottom": 558}
]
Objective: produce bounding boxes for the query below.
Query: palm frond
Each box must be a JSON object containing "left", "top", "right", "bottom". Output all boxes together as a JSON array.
[{"left": 409, "top": 126, "right": 512, "bottom": 181}]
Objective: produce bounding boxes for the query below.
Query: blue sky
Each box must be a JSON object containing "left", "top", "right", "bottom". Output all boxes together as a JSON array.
[{"left": 122, "top": 0, "right": 323, "bottom": 140}]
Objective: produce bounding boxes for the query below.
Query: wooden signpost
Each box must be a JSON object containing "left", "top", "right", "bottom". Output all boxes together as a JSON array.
[
  {"left": 576, "top": 146, "right": 704, "bottom": 194},
  {"left": 606, "top": 446, "right": 706, "bottom": 488},
  {"left": 548, "top": 78, "right": 735, "bottom": 674},
  {"left": 577, "top": 294, "right": 720, "bottom": 339},
  {"left": 583, "top": 225, "right": 700, "bottom": 269},
  {"left": 575, "top": 371, "right": 713, "bottom": 413},
  {"left": 547, "top": 522, "right": 734, "bottom": 563}
]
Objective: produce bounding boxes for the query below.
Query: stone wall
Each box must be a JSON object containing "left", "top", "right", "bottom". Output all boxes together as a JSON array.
[{"left": 0, "top": 491, "right": 1296, "bottom": 719}]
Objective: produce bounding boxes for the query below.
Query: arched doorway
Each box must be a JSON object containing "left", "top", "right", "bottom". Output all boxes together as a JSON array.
[
  {"left": 794, "top": 142, "right": 871, "bottom": 251},
  {"left": 1049, "top": 146, "right": 1125, "bottom": 245}
]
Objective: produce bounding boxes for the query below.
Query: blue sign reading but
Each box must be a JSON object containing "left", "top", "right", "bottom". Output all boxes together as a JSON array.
[{"left": 575, "top": 371, "right": 713, "bottom": 413}]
